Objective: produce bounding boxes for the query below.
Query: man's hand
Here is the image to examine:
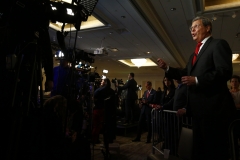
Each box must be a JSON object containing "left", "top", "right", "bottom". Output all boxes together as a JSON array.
[
  {"left": 181, "top": 76, "right": 196, "bottom": 86},
  {"left": 155, "top": 105, "right": 162, "bottom": 110},
  {"left": 176, "top": 108, "right": 186, "bottom": 117},
  {"left": 157, "top": 58, "right": 167, "bottom": 70}
]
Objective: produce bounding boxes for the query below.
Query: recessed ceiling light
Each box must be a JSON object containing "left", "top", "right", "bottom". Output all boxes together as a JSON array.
[
  {"left": 118, "top": 58, "right": 157, "bottom": 67},
  {"left": 78, "top": 36, "right": 82, "bottom": 38},
  {"left": 147, "top": 52, "right": 150, "bottom": 54},
  {"left": 170, "top": 8, "right": 176, "bottom": 11},
  {"left": 109, "top": 32, "right": 113, "bottom": 34}
]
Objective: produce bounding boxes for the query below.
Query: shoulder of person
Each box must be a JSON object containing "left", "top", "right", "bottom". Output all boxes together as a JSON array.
[
  {"left": 210, "top": 38, "right": 229, "bottom": 45},
  {"left": 150, "top": 89, "right": 156, "bottom": 93}
]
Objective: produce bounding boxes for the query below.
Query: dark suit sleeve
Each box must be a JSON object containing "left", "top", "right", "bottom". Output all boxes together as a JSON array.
[{"left": 118, "top": 80, "right": 131, "bottom": 90}]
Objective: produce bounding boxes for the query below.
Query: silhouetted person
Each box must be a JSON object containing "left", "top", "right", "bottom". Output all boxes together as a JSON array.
[{"left": 117, "top": 73, "right": 138, "bottom": 124}]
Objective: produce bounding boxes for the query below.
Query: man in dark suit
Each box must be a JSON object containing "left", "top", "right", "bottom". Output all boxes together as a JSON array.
[
  {"left": 157, "top": 16, "right": 236, "bottom": 160},
  {"left": 117, "top": 72, "right": 138, "bottom": 124},
  {"left": 132, "top": 81, "right": 156, "bottom": 143}
]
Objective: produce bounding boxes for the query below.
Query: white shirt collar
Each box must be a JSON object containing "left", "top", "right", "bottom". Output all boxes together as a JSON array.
[
  {"left": 199, "top": 36, "right": 211, "bottom": 51},
  {"left": 201, "top": 36, "right": 211, "bottom": 44}
]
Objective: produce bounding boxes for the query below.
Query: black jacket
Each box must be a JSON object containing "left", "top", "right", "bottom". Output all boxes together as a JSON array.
[{"left": 118, "top": 79, "right": 138, "bottom": 100}]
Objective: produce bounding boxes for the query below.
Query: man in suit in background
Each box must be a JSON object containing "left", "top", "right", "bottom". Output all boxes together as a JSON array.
[
  {"left": 117, "top": 72, "right": 138, "bottom": 124},
  {"left": 132, "top": 81, "right": 156, "bottom": 143},
  {"left": 157, "top": 16, "right": 236, "bottom": 160}
]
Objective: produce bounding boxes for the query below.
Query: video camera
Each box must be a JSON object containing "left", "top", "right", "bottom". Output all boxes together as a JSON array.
[{"left": 111, "top": 78, "right": 124, "bottom": 85}]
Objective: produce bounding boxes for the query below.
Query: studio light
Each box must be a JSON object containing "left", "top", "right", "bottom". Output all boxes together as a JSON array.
[
  {"left": 103, "top": 69, "right": 108, "bottom": 73},
  {"left": 102, "top": 75, "right": 106, "bottom": 79},
  {"left": 48, "top": 1, "right": 89, "bottom": 31},
  {"left": 66, "top": 8, "right": 74, "bottom": 16},
  {"left": 131, "top": 58, "right": 147, "bottom": 68},
  {"left": 55, "top": 50, "right": 65, "bottom": 59},
  {"left": 137, "top": 85, "right": 142, "bottom": 91}
]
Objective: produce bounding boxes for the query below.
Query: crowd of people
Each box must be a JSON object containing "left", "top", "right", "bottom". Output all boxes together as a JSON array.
[{"left": 2, "top": 11, "right": 239, "bottom": 159}]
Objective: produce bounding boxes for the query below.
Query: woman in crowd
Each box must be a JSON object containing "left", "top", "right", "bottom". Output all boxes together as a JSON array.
[
  {"left": 230, "top": 75, "right": 240, "bottom": 109},
  {"left": 161, "top": 76, "right": 176, "bottom": 109}
]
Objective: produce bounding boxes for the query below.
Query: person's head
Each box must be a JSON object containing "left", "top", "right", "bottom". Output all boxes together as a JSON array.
[
  {"left": 145, "top": 81, "right": 152, "bottom": 91},
  {"left": 101, "top": 78, "right": 111, "bottom": 88},
  {"left": 157, "top": 87, "right": 162, "bottom": 91},
  {"left": 230, "top": 75, "right": 240, "bottom": 89},
  {"left": 190, "top": 16, "right": 212, "bottom": 42},
  {"left": 128, "top": 72, "right": 134, "bottom": 80},
  {"left": 163, "top": 76, "right": 175, "bottom": 91}
]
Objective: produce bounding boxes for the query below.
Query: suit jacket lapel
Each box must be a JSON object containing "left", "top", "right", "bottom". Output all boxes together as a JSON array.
[{"left": 191, "top": 37, "right": 213, "bottom": 70}]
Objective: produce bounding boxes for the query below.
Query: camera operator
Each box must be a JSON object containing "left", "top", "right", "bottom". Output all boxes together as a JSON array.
[
  {"left": 92, "top": 78, "right": 116, "bottom": 144},
  {"left": 116, "top": 73, "right": 138, "bottom": 124}
]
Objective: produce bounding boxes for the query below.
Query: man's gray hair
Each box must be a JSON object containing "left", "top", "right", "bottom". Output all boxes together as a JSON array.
[{"left": 192, "top": 16, "right": 212, "bottom": 33}]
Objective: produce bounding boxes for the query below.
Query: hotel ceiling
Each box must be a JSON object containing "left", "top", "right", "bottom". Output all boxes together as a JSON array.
[{"left": 48, "top": 0, "right": 240, "bottom": 78}]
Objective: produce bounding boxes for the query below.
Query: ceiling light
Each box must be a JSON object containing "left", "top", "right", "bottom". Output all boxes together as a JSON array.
[
  {"left": 66, "top": 8, "right": 74, "bottom": 16},
  {"left": 232, "top": 12, "right": 237, "bottom": 18},
  {"left": 232, "top": 54, "right": 239, "bottom": 61},
  {"left": 103, "top": 69, "right": 108, "bottom": 73},
  {"left": 170, "top": 8, "right": 176, "bottom": 11},
  {"left": 118, "top": 58, "right": 157, "bottom": 67},
  {"left": 131, "top": 58, "right": 147, "bottom": 68}
]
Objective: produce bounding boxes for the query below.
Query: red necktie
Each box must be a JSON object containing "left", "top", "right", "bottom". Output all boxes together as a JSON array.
[{"left": 192, "top": 42, "right": 202, "bottom": 65}]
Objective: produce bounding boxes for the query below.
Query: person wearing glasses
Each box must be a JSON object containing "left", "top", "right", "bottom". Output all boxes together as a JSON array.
[{"left": 157, "top": 16, "right": 236, "bottom": 160}]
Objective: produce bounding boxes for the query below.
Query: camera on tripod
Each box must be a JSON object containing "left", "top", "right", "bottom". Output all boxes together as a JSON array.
[{"left": 111, "top": 78, "right": 124, "bottom": 85}]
